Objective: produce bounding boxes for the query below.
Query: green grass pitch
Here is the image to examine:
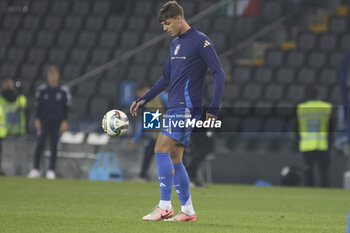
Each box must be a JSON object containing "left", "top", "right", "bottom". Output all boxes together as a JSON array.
[{"left": 0, "top": 177, "right": 348, "bottom": 233}]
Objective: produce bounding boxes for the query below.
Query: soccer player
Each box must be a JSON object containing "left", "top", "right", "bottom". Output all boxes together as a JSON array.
[{"left": 130, "top": 1, "right": 225, "bottom": 222}]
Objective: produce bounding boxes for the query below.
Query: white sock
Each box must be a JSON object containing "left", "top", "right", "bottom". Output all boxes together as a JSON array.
[
  {"left": 181, "top": 196, "right": 195, "bottom": 215},
  {"left": 159, "top": 200, "right": 172, "bottom": 210}
]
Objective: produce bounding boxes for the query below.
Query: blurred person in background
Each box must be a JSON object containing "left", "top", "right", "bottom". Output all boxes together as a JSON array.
[
  {"left": 0, "top": 104, "right": 7, "bottom": 176},
  {"left": 0, "top": 79, "right": 27, "bottom": 135},
  {"left": 27, "top": 66, "right": 72, "bottom": 180},
  {"left": 297, "top": 87, "right": 333, "bottom": 187},
  {"left": 185, "top": 107, "right": 214, "bottom": 187},
  {"left": 129, "top": 83, "right": 167, "bottom": 181}
]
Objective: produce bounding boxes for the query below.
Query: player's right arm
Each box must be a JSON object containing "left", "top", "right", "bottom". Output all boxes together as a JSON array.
[{"left": 130, "top": 56, "right": 171, "bottom": 116}]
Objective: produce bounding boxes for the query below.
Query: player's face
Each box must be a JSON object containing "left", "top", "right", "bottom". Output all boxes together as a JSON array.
[
  {"left": 161, "top": 17, "right": 181, "bottom": 36},
  {"left": 47, "top": 70, "right": 60, "bottom": 87}
]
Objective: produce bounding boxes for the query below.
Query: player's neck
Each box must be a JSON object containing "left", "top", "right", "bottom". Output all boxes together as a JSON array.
[{"left": 179, "top": 22, "right": 191, "bottom": 36}]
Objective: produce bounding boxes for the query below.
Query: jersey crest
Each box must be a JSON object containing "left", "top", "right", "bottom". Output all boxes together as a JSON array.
[{"left": 174, "top": 44, "right": 181, "bottom": 55}]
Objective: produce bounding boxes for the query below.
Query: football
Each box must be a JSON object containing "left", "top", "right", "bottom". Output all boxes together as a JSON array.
[{"left": 102, "top": 109, "right": 129, "bottom": 136}]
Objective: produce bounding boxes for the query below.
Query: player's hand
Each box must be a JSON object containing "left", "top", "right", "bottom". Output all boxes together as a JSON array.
[
  {"left": 130, "top": 100, "right": 145, "bottom": 117},
  {"left": 35, "top": 118, "right": 41, "bottom": 131},
  {"left": 128, "top": 140, "right": 136, "bottom": 150},
  {"left": 206, "top": 112, "right": 217, "bottom": 121},
  {"left": 60, "top": 120, "right": 68, "bottom": 132}
]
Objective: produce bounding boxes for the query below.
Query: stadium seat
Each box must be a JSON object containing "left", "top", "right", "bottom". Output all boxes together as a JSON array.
[
  {"left": 0, "top": 47, "right": 6, "bottom": 61},
  {"left": 89, "top": 96, "right": 111, "bottom": 120},
  {"left": 134, "top": 0, "right": 153, "bottom": 16},
  {"left": 307, "top": 51, "right": 327, "bottom": 68},
  {"left": 15, "top": 30, "right": 34, "bottom": 47},
  {"left": 262, "top": 1, "right": 282, "bottom": 22},
  {"left": 155, "top": 49, "right": 169, "bottom": 65},
  {"left": 69, "top": 48, "right": 89, "bottom": 64},
  {"left": 23, "top": 15, "right": 41, "bottom": 30},
  {"left": 275, "top": 100, "right": 295, "bottom": 118},
  {"left": 98, "top": 31, "right": 119, "bottom": 48},
  {"left": 241, "top": 117, "right": 263, "bottom": 135},
  {"left": 297, "top": 68, "right": 316, "bottom": 84},
  {"left": 120, "top": 31, "right": 140, "bottom": 48},
  {"left": 264, "top": 83, "right": 283, "bottom": 102},
  {"left": 253, "top": 100, "right": 274, "bottom": 117},
  {"left": 105, "top": 64, "right": 129, "bottom": 80},
  {"left": 106, "top": 16, "right": 125, "bottom": 31},
  {"left": 48, "top": 48, "right": 67, "bottom": 65},
  {"left": 57, "top": 31, "right": 77, "bottom": 48},
  {"left": 7, "top": 47, "right": 26, "bottom": 63},
  {"left": 77, "top": 31, "right": 97, "bottom": 48},
  {"left": 231, "top": 99, "right": 252, "bottom": 117},
  {"left": 193, "top": 18, "right": 212, "bottom": 32},
  {"left": 222, "top": 83, "right": 240, "bottom": 102},
  {"left": 127, "top": 16, "right": 147, "bottom": 31},
  {"left": 285, "top": 50, "right": 305, "bottom": 68},
  {"left": 98, "top": 80, "right": 118, "bottom": 99},
  {"left": 30, "top": 0, "right": 49, "bottom": 15},
  {"left": 70, "top": 95, "right": 88, "bottom": 117},
  {"left": 329, "top": 17, "right": 347, "bottom": 34},
  {"left": 243, "top": 84, "right": 262, "bottom": 101},
  {"left": 275, "top": 68, "right": 295, "bottom": 84},
  {"left": 318, "top": 33, "right": 337, "bottom": 51},
  {"left": 234, "top": 17, "right": 257, "bottom": 39},
  {"left": 77, "top": 79, "right": 98, "bottom": 97},
  {"left": 85, "top": 16, "right": 105, "bottom": 31},
  {"left": 19, "top": 63, "right": 39, "bottom": 80},
  {"left": 51, "top": 1, "right": 70, "bottom": 15},
  {"left": 62, "top": 64, "right": 82, "bottom": 80},
  {"left": 127, "top": 64, "right": 148, "bottom": 82},
  {"left": 298, "top": 33, "right": 316, "bottom": 50},
  {"left": 232, "top": 66, "right": 252, "bottom": 83},
  {"left": 0, "top": 30, "right": 13, "bottom": 46},
  {"left": 266, "top": 49, "right": 284, "bottom": 67},
  {"left": 64, "top": 15, "right": 83, "bottom": 31},
  {"left": 329, "top": 51, "right": 345, "bottom": 68},
  {"left": 149, "top": 65, "right": 164, "bottom": 83},
  {"left": 182, "top": 1, "right": 197, "bottom": 17},
  {"left": 92, "top": 1, "right": 110, "bottom": 15},
  {"left": 209, "top": 32, "right": 227, "bottom": 53},
  {"left": 0, "top": 1, "right": 7, "bottom": 13},
  {"left": 71, "top": 1, "right": 91, "bottom": 16},
  {"left": 90, "top": 48, "right": 111, "bottom": 64},
  {"left": 330, "top": 85, "right": 341, "bottom": 104},
  {"left": 314, "top": 85, "right": 328, "bottom": 100},
  {"left": 253, "top": 67, "right": 273, "bottom": 84},
  {"left": 148, "top": 18, "right": 162, "bottom": 32},
  {"left": 27, "top": 47, "right": 47, "bottom": 63},
  {"left": 212, "top": 16, "right": 234, "bottom": 34},
  {"left": 43, "top": 15, "right": 63, "bottom": 30},
  {"left": 0, "top": 62, "right": 17, "bottom": 78},
  {"left": 319, "top": 68, "right": 337, "bottom": 85},
  {"left": 35, "top": 30, "right": 56, "bottom": 47},
  {"left": 340, "top": 34, "right": 350, "bottom": 51},
  {"left": 133, "top": 49, "right": 156, "bottom": 65},
  {"left": 3, "top": 14, "right": 22, "bottom": 31},
  {"left": 286, "top": 84, "right": 305, "bottom": 102}
]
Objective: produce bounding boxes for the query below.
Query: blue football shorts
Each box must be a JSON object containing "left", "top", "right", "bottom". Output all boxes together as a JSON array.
[{"left": 160, "top": 108, "right": 201, "bottom": 146}]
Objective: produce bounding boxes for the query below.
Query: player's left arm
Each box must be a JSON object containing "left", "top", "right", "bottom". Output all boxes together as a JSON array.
[{"left": 198, "top": 37, "right": 225, "bottom": 119}]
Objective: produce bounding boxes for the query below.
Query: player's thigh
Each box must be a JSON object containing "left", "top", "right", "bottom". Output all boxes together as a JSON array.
[
  {"left": 170, "top": 145, "right": 185, "bottom": 164},
  {"left": 154, "top": 133, "right": 178, "bottom": 153}
]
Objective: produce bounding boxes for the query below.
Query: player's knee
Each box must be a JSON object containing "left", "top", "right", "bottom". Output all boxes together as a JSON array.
[{"left": 154, "top": 144, "right": 168, "bottom": 154}]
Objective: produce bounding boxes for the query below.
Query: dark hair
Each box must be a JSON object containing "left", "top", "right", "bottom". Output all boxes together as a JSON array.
[
  {"left": 158, "top": 1, "right": 184, "bottom": 23},
  {"left": 306, "top": 87, "right": 319, "bottom": 100},
  {"left": 135, "top": 82, "right": 149, "bottom": 91}
]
